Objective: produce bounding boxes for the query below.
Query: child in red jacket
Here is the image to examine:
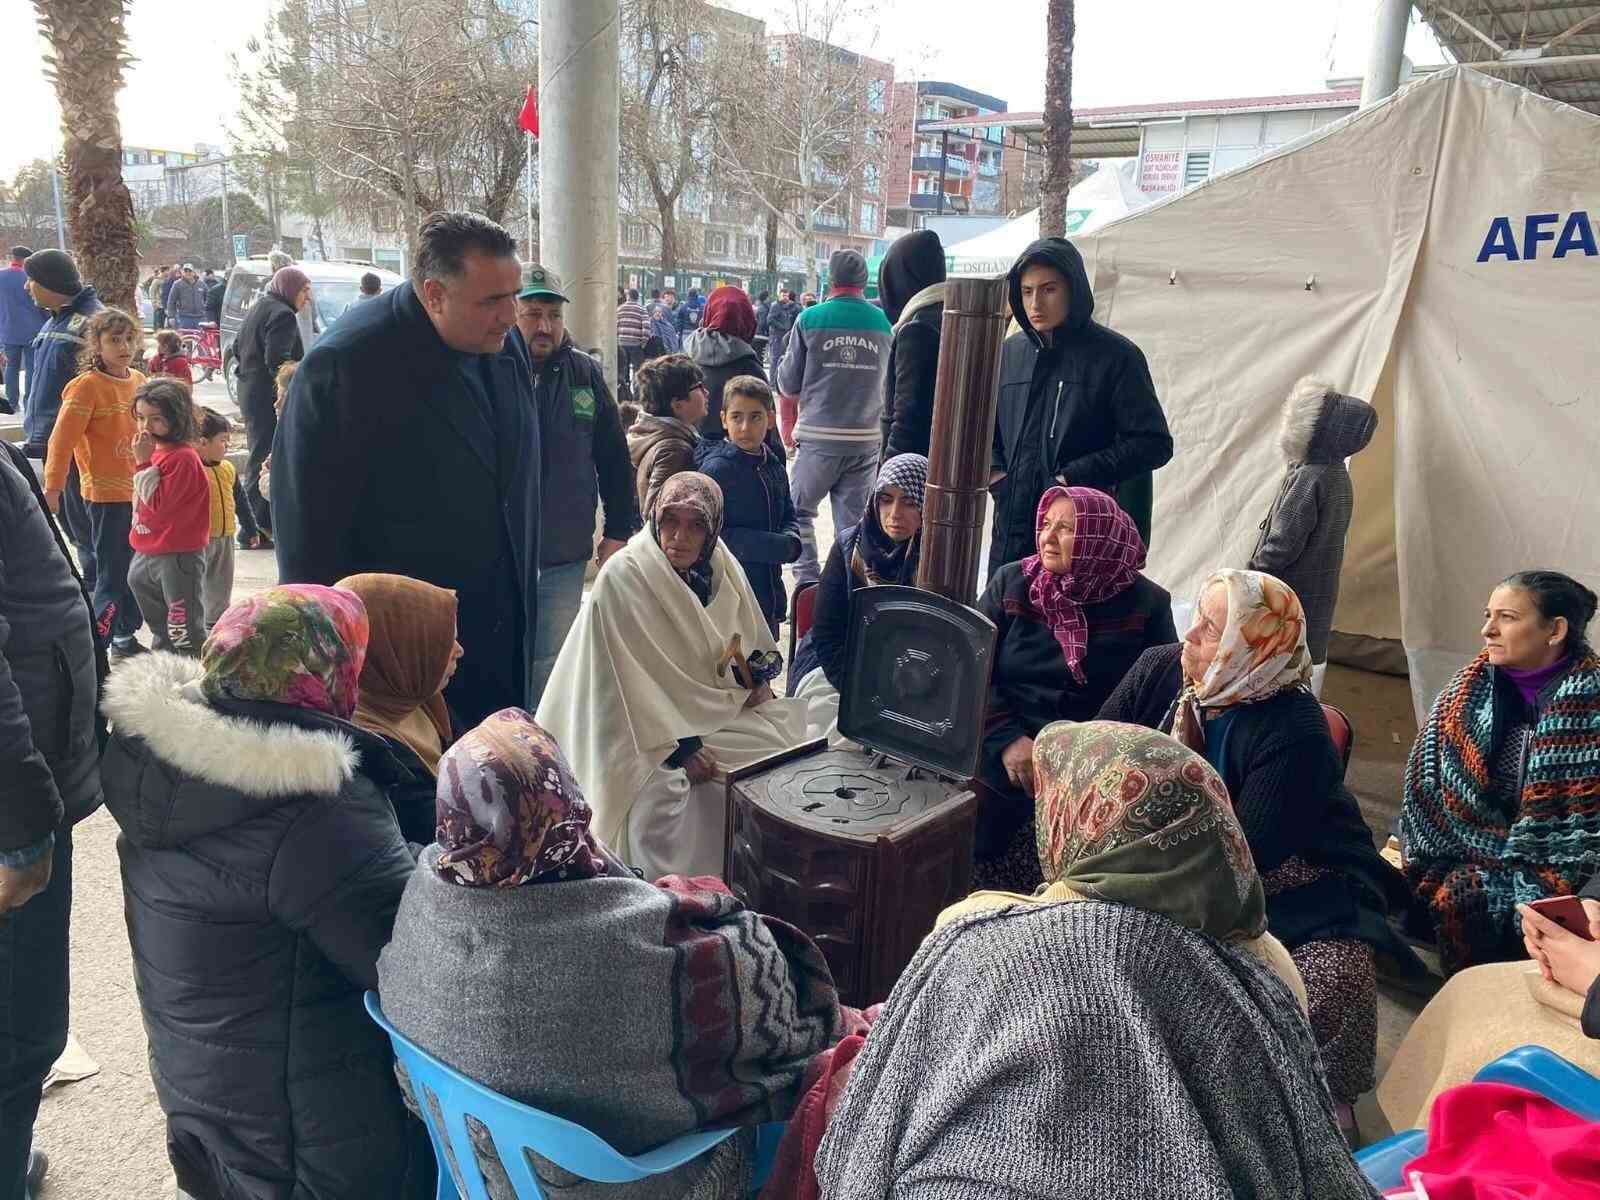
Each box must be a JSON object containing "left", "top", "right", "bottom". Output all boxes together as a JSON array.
[
  {"left": 145, "top": 330, "right": 193, "bottom": 385},
  {"left": 128, "top": 378, "right": 211, "bottom": 653}
]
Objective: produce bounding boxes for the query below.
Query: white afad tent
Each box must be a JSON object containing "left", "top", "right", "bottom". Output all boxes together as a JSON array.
[
  {"left": 1068, "top": 67, "right": 1599, "bottom": 718},
  {"left": 945, "top": 160, "right": 1148, "bottom": 275}
]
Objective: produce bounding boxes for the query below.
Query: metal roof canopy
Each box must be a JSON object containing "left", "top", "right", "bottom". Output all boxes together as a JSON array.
[
  {"left": 1417, "top": 1, "right": 1600, "bottom": 115},
  {"left": 917, "top": 88, "right": 1365, "bottom": 160}
]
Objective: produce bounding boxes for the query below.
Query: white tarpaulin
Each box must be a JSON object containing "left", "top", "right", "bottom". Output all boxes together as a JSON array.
[
  {"left": 1069, "top": 68, "right": 1600, "bottom": 719},
  {"left": 946, "top": 160, "right": 1149, "bottom": 275}
]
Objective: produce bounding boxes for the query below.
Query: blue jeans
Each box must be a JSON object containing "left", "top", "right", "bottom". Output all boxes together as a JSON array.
[
  {"left": 173, "top": 314, "right": 202, "bottom": 331},
  {"left": 0, "top": 829, "right": 71, "bottom": 1200},
  {"left": 530, "top": 559, "right": 588, "bottom": 708},
  {"left": 1, "top": 344, "right": 28, "bottom": 415}
]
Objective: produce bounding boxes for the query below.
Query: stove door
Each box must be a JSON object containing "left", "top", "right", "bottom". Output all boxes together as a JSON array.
[{"left": 838, "top": 584, "right": 997, "bottom": 779}]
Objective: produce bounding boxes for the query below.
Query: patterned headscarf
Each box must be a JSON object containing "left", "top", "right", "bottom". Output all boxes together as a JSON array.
[
  {"left": 200, "top": 584, "right": 369, "bottom": 720},
  {"left": 434, "top": 708, "right": 612, "bottom": 887},
  {"left": 1166, "top": 569, "right": 1314, "bottom": 753},
  {"left": 1033, "top": 720, "right": 1267, "bottom": 942},
  {"left": 1021, "top": 486, "right": 1145, "bottom": 683},
  {"left": 850, "top": 453, "right": 929, "bottom": 586},
  {"left": 652, "top": 471, "right": 725, "bottom": 607}
]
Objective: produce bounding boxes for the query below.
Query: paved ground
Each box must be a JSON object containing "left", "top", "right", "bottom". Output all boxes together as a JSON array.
[{"left": 30, "top": 480, "right": 1432, "bottom": 1195}]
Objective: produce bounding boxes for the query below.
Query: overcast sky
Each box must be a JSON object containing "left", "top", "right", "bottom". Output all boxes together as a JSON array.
[{"left": 0, "top": 0, "right": 1449, "bottom": 180}]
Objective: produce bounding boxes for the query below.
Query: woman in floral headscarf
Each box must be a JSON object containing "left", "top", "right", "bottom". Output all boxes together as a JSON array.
[
  {"left": 378, "top": 710, "right": 861, "bottom": 1200},
  {"left": 100, "top": 585, "right": 434, "bottom": 1200},
  {"left": 1099, "top": 568, "right": 1414, "bottom": 1136},
  {"left": 537, "top": 472, "right": 806, "bottom": 880},
  {"left": 971, "top": 485, "right": 1176, "bottom": 892},
  {"left": 814, "top": 722, "right": 1378, "bottom": 1200}
]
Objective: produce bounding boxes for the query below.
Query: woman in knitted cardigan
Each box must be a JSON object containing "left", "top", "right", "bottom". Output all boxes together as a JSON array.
[
  {"left": 1400, "top": 569, "right": 1600, "bottom": 975},
  {"left": 815, "top": 722, "right": 1376, "bottom": 1200}
]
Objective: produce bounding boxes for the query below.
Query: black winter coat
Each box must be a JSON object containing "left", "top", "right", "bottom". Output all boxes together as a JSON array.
[
  {"left": 878, "top": 229, "right": 946, "bottom": 460},
  {"left": 510, "top": 328, "right": 639, "bottom": 568},
  {"left": 0, "top": 441, "right": 101, "bottom": 851},
  {"left": 1098, "top": 643, "right": 1413, "bottom": 952},
  {"left": 972, "top": 567, "right": 1175, "bottom": 859},
  {"left": 787, "top": 528, "right": 921, "bottom": 695},
  {"left": 234, "top": 293, "right": 302, "bottom": 428},
  {"left": 99, "top": 652, "right": 434, "bottom": 1200},
  {"left": 272, "top": 282, "right": 540, "bottom": 729},
  {"left": 989, "top": 238, "right": 1172, "bottom": 575},
  {"left": 695, "top": 437, "right": 800, "bottom": 635}
]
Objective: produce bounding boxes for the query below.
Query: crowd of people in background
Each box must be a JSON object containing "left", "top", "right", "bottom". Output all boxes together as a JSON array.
[{"left": 1, "top": 208, "right": 1598, "bottom": 1200}]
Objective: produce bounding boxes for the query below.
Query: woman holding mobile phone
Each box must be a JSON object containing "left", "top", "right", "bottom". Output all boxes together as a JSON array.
[{"left": 1377, "top": 879, "right": 1600, "bottom": 1133}]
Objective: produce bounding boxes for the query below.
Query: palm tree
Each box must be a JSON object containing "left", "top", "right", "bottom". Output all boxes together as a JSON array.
[
  {"left": 1038, "top": 0, "right": 1075, "bottom": 239},
  {"left": 32, "top": 0, "right": 141, "bottom": 315}
]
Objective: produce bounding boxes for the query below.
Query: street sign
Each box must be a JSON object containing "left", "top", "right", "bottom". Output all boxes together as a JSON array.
[{"left": 232, "top": 234, "right": 249, "bottom": 259}]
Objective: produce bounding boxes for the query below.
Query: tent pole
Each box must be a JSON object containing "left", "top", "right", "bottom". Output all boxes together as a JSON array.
[{"left": 1362, "top": 0, "right": 1413, "bottom": 106}]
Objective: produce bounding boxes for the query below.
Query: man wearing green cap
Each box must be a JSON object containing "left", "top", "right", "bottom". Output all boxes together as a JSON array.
[{"left": 509, "top": 263, "right": 639, "bottom": 703}]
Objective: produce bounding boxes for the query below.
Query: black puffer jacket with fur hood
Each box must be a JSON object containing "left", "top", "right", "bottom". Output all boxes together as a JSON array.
[{"left": 100, "top": 652, "right": 434, "bottom": 1200}]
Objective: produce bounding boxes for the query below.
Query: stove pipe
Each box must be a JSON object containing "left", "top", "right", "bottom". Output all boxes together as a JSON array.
[{"left": 914, "top": 276, "right": 1011, "bottom": 603}]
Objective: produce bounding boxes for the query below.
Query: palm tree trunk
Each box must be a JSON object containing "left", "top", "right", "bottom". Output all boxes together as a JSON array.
[
  {"left": 1039, "top": 0, "right": 1076, "bottom": 239},
  {"left": 33, "top": 0, "right": 141, "bottom": 316}
]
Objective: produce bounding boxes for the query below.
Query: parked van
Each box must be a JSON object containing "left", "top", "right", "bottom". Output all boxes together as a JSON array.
[{"left": 220, "top": 259, "right": 402, "bottom": 401}]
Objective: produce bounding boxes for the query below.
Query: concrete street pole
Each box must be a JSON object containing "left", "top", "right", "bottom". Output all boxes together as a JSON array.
[
  {"left": 539, "top": 0, "right": 619, "bottom": 389},
  {"left": 49, "top": 165, "right": 67, "bottom": 249},
  {"left": 1362, "top": 0, "right": 1414, "bottom": 107}
]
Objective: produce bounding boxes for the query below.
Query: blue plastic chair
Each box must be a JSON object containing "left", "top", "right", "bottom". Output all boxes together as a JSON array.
[
  {"left": 365, "top": 992, "right": 782, "bottom": 1199},
  {"left": 1355, "top": 1129, "right": 1429, "bottom": 1192},
  {"left": 1356, "top": 1045, "right": 1600, "bottom": 1191},
  {"left": 1472, "top": 1043, "right": 1600, "bottom": 1119}
]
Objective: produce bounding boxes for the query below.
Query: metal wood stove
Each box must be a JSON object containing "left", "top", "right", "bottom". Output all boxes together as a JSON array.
[{"left": 724, "top": 585, "right": 996, "bottom": 1007}]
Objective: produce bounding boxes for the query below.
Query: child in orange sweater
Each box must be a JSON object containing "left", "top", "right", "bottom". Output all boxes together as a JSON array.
[
  {"left": 128, "top": 378, "right": 211, "bottom": 654},
  {"left": 43, "top": 307, "right": 146, "bottom": 655}
]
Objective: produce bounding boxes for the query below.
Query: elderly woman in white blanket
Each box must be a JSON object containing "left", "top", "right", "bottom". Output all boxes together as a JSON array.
[{"left": 537, "top": 471, "right": 807, "bottom": 880}]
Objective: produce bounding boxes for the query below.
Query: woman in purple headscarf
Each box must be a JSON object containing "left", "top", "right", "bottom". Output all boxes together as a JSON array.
[
  {"left": 378, "top": 708, "right": 861, "bottom": 1200},
  {"left": 972, "top": 484, "right": 1177, "bottom": 892},
  {"left": 234, "top": 265, "right": 311, "bottom": 541}
]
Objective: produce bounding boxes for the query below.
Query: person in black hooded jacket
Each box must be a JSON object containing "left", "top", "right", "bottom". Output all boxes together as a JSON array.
[
  {"left": 878, "top": 230, "right": 946, "bottom": 460},
  {"left": 100, "top": 584, "right": 434, "bottom": 1200},
  {"left": 989, "top": 237, "right": 1172, "bottom": 578}
]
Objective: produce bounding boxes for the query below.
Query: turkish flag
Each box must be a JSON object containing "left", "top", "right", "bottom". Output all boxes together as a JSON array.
[{"left": 518, "top": 86, "right": 539, "bottom": 137}]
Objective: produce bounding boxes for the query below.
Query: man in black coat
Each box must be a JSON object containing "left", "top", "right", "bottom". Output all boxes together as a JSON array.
[
  {"left": 988, "top": 237, "right": 1172, "bottom": 577},
  {"left": 878, "top": 229, "right": 946, "bottom": 459},
  {"left": 272, "top": 212, "right": 540, "bottom": 728},
  {"left": 508, "top": 263, "right": 639, "bottom": 705},
  {"left": 0, "top": 439, "right": 102, "bottom": 1200}
]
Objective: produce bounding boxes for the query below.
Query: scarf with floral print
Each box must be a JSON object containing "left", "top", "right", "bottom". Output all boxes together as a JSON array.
[
  {"left": 1033, "top": 719, "right": 1267, "bottom": 941},
  {"left": 200, "top": 584, "right": 368, "bottom": 720},
  {"left": 434, "top": 708, "right": 616, "bottom": 887},
  {"left": 1166, "top": 569, "right": 1314, "bottom": 753}
]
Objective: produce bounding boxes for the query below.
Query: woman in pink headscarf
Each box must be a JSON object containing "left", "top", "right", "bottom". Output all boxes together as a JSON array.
[
  {"left": 972, "top": 485, "right": 1177, "bottom": 892},
  {"left": 234, "top": 265, "right": 312, "bottom": 542}
]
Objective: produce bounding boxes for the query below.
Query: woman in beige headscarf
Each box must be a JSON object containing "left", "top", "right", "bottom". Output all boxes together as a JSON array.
[
  {"left": 1098, "top": 568, "right": 1416, "bottom": 1138},
  {"left": 336, "top": 572, "right": 462, "bottom": 843}
]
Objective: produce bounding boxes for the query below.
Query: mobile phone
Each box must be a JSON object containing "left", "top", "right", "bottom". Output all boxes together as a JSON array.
[{"left": 1529, "top": 895, "right": 1596, "bottom": 940}]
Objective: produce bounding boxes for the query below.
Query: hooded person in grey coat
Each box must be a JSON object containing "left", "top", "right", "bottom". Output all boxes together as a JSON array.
[{"left": 1247, "top": 377, "right": 1378, "bottom": 665}]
